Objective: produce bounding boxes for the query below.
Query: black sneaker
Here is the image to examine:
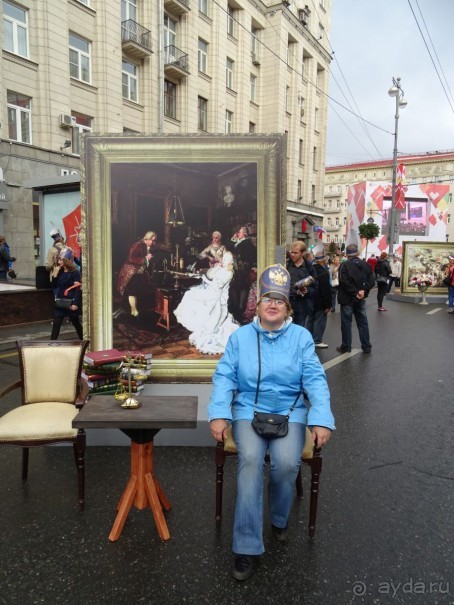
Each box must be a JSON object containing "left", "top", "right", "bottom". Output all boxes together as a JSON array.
[
  {"left": 232, "top": 555, "right": 255, "bottom": 581},
  {"left": 336, "top": 346, "right": 351, "bottom": 353},
  {"left": 272, "top": 524, "right": 288, "bottom": 542}
]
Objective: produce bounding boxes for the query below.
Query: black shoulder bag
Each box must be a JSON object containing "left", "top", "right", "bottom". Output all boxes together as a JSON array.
[{"left": 251, "top": 332, "right": 300, "bottom": 439}]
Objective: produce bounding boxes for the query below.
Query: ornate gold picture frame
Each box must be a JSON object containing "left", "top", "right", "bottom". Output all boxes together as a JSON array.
[
  {"left": 401, "top": 241, "right": 454, "bottom": 294},
  {"left": 81, "top": 134, "right": 286, "bottom": 382}
]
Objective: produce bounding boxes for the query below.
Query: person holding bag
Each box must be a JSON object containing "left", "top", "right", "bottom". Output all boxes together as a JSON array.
[
  {"left": 50, "top": 248, "right": 83, "bottom": 340},
  {"left": 375, "top": 251, "right": 392, "bottom": 311},
  {"left": 208, "top": 264, "right": 335, "bottom": 581}
]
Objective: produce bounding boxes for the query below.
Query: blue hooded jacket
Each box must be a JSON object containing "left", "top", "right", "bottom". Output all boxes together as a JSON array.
[{"left": 208, "top": 317, "right": 335, "bottom": 429}]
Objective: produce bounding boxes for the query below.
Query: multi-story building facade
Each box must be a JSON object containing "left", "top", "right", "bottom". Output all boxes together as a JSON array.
[
  {"left": 0, "top": 0, "right": 332, "bottom": 279},
  {"left": 324, "top": 150, "right": 454, "bottom": 251}
]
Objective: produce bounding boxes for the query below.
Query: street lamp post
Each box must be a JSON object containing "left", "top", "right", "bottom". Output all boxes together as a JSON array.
[{"left": 387, "top": 77, "right": 407, "bottom": 255}]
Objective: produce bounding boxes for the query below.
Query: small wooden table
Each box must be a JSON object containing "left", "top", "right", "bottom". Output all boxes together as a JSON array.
[{"left": 73, "top": 395, "right": 198, "bottom": 541}]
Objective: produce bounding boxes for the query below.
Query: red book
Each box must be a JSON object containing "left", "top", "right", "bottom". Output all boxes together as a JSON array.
[
  {"left": 123, "top": 350, "right": 152, "bottom": 360},
  {"left": 83, "top": 348, "right": 126, "bottom": 367}
]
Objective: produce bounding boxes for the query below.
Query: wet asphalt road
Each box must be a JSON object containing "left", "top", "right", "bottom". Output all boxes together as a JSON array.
[{"left": 0, "top": 294, "right": 452, "bottom": 605}]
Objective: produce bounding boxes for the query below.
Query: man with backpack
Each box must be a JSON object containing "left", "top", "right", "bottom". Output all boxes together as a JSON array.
[{"left": 336, "top": 244, "right": 375, "bottom": 354}]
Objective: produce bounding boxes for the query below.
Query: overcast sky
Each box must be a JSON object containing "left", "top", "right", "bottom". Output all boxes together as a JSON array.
[{"left": 325, "top": 0, "right": 454, "bottom": 167}]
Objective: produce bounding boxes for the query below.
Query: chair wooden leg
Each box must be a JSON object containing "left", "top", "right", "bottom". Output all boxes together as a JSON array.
[
  {"left": 308, "top": 451, "right": 322, "bottom": 537},
  {"left": 21, "top": 447, "right": 29, "bottom": 481},
  {"left": 215, "top": 443, "right": 226, "bottom": 527},
  {"left": 74, "top": 430, "right": 86, "bottom": 512},
  {"left": 295, "top": 465, "right": 303, "bottom": 499}
]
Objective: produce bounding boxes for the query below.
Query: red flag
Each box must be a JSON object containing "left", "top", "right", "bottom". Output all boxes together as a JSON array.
[
  {"left": 394, "top": 164, "right": 406, "bottom": 210},
  {"left": 301, "top": 220, "right": 307, "bottom": 233},
  {"left": 62, "top": 204, "right": 82, "bottom": 258}
]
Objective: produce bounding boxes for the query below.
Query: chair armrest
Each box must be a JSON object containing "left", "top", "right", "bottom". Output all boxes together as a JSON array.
[
  {"left": 0, "top": 380, "right": 22, "bottom": 400},
  {"left": 75, "top": 377, "right": 90, "bottom": 409}
]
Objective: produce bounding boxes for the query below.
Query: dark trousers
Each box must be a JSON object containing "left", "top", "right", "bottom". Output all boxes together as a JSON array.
[
  {"left": 290, "top": 296, "right": 312, "bottom": 327},
  {"left": 377, "top": 282, "right": 387, "bottom": 307},
  {"left": 340, "top": 300, "right": 372, "bottom": 351},
  {"left": 50, "top": 315, "right": 83, "bottom": 340}
]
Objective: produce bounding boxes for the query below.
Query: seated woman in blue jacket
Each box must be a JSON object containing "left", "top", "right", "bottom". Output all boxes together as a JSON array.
[{"left": 208, "top": 263, "right": 335, "bottom": 581}]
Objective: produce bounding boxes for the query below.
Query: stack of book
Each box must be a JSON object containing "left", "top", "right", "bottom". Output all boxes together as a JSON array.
[{"left": 82, "top": 348, "right": 152, "bottom": 396}]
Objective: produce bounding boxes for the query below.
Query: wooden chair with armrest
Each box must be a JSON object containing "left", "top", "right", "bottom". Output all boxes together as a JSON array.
[
  {"left": 215, "top": 425, "right": 322, "bottom": 537},
  {"left": 0, "top": 339, "right": 90, "bottom": 511}
]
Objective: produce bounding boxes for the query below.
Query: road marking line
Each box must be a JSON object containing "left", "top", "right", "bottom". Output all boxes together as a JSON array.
[
  {"left": 426, "top": 308, "right": 442, "bottom": 315},
  {"left": 322, "top": 349, "right": 361, "bottom": 370}
]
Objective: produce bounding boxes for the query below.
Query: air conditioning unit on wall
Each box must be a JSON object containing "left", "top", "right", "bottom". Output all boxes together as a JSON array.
[{"left": 60, "top": 114, "right": 77, "bottom": 128}]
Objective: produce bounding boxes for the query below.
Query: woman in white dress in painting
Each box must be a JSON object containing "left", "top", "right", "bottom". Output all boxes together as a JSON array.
[{"left": 174, "top": 251, "right": 239, "bottom": 354}]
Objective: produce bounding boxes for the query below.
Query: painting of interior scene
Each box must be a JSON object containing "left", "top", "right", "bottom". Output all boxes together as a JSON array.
[{"left": 110, "top": 162, "right": 258, "bottom": 360}]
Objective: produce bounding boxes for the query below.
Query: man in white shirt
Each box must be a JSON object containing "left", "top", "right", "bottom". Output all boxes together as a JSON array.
[{"left": 388, "top": 255, "right": 402, "bottom": 292}]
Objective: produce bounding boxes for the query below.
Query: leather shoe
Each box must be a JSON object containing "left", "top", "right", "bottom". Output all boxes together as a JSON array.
[
  {"left": 232, "top": 555, "right": 255, "bottom": 581},
  {"left": 272, "top": 524, "right": 288, "bottom": 542},
  {"left": 336, "top": 346, "right": 351, "bottom": 353}
]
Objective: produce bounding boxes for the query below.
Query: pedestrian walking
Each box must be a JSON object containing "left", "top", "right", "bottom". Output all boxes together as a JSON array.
[
  {"left": 375, "top": 252, "right": 392, "bottom": 311},
  {"left": 336, "top": 244, "right": 375, "bottom": 354},
  {"left": 305, "top": 246, "right": 332, "bottom": 348}
]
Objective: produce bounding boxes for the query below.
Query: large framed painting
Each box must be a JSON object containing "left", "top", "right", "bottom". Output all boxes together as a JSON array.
[
  {"left": 402, "top": 241, "right": 454, "bottom": 294},
  {"left": 81, "top": 134, "right": 286, "bottom": 382}
]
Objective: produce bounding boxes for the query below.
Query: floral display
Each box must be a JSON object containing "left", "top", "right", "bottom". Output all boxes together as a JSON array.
[{"left": 409, "top": 272, "right": 435, "bottom": 287}]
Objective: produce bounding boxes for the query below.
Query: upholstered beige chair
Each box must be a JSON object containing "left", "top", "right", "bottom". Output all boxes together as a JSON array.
[
  {"left": 0, "top": 340, "right": 90, "bottom": 511},
  {"left": 215, "top": 425, "right": 322, "bottom": 537}
]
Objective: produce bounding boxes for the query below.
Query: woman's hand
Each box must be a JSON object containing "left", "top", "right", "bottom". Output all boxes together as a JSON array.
[
  {"left": 210, "top": 419, "right": 228, "bottom": 442},
  {"left": 311, "top": 426, "right": 332, "bottom": 448},
  {"left": 70, "top": 304, "right": 78, "bottom": 311}
]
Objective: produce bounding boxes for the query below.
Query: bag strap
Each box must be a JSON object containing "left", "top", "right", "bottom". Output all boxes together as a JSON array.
[{"left": 254, "top": 331, "right": 300, "bottom": 418}]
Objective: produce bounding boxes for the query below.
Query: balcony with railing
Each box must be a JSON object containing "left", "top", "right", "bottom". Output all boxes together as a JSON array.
[
  {"left": 121, "top": 20, "right": 153, "bottom": 58},
  {"left": 164, "top": 0, "right": 190, "bottom": 16},
  {"left": 164, "top": 45, "right": 189, "bottom": 78}
]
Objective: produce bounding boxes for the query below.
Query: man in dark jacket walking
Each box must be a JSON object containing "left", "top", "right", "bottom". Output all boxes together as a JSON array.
[
  {"left": 336, "top": 244, "right": 375, "bottom": 354},
  {"left": 305, "top": 247, "right": 332, "bottom": 348}
]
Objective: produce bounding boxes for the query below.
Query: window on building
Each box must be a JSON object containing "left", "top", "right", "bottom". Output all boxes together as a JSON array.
[
  {"left": 7, "top": 91, "right": 31, "bottom": 143},
  {"left": 343, "top": 216, "right": 346, "bottom": 225},
  {"left": 69, "top": 33, "right": 91, "bottom": 83},
  {"left": 164, "top": 14, "right": 177, "bottom": 62},
  {"left": 198, "top": 96, "right": 207, "bottom": 131},
  {"left": 122, "top": 60, "right": 138, "bottom": 102},
  {"left": 285, "top": 86, "right": 290, "bottom": 112},
  {"left": 199, "top": 0, "right": 208, "bottom": 15},
  {"left": 227, "top": 4, "right": 235, "bottom": 37},
  {"left": 121, "top": 0, "right": 137, "bottom": 22},
  {"left": 327, "top": 217, "right": 331, "bottom": 226},
  {"left": 298, "top": 139, "right": 303, "bottom": 165},
  {"left": 77, "top": 0, "right": 90, "bottom": 5},
  {"left": 198, "top": 39, "right": 208, "bottom": 73},
  {"left": 164, "top": 80, "right": 177, "bottom": 119},
  {"left": 318, "top": 23, "right": 324, "bottom": 42},
  {"left": 326, "top": 235, "right": 331, "bottom": 243},
  {"left": 311, "top": 184, "right": 316, "bottom": 204},
  {"left": 297, "top": 180, "right": 302, "bottom": 200},
  {"left": 336, "top": 200, "right": 340, "bottom": 208},
  {"left": 249, "top": 122, "right": 256, "bottom": 133},
  {"left": 312, "top": 146, "right": 317, "bottom": 170},
  {"left": 337, "top": 185, "right": 341, "bottom": 193},
  {"left": 71, "top": 112, "right": 92, "bottom": 155},
  {"left": 447, "top": 213, "right": 451, "bottom": 224},
  {"left": 3, "top": 0, "right": 28, "bottom": 57},
  {"left": 287, "top": 41, "right": 295, "bottom": 67},
  {"left": 334, "top": 234, "right": 338, "bottom": 243},
  {"left": 226, "top": 58, "right": 234, "bottom": 89},
  {"left": 335, "top": 217, "right": 339, "bottom": 227},
  {"left": 251, "top": 28, "right": 259, "bottom": 61},
  {"left": 250, "top": 74, "right": 256, "bottom": 102},
  {"left": 314, "top": 107, "right": 318, "bottom": 130},
  {"left": 225, "top": 110, "right": 233, "bottom": 134}
]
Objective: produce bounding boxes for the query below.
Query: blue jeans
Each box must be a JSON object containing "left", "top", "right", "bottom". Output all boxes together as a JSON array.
[
  {"left": 449, "top": 286, "right": 454, "bottom": 308},
  {"left": 232, "top": 420, "right": 306, "bottom": 555},
  {"left": 340, "top": 299, "right": 372, "bottom": 351},
  {"left": 305, "top": 308, "right": 328, "bottom": 344}
]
